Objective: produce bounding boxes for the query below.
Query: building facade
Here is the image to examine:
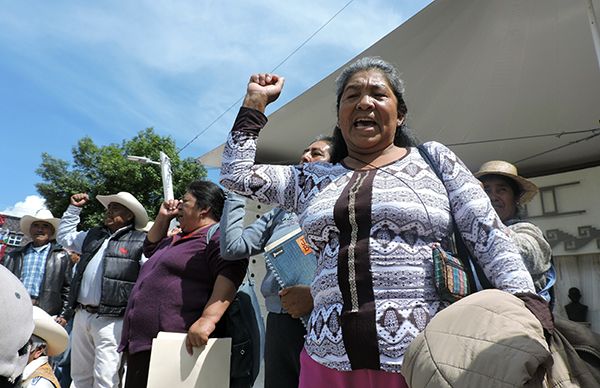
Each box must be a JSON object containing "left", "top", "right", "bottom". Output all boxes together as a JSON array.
[
  {"left": 527, "top": 165, "right": 600, "bottom": 332},
  {"left": 0, "top": 213, "right": 31, "bottom": 262}
]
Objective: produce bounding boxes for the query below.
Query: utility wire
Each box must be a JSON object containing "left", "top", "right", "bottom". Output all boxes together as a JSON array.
[
  {"left": 447, "top": 128, "right": 600, "bottom": 146},
  {"left": 178, "top": 0, "right": 356, "bottom": 153},
  {"left": 514, "top": 131, "right": 600, "bottom": 164}
]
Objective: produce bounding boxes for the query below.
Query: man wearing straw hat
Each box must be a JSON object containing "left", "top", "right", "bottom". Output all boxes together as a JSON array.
[
  {"left": 20, "top": 307, "right": 69, "bottom": 388},
  {"left": 56, "top": 192, "right": 148, "bottom": 388},
  {"left": 2, "top": 209, "right": 71, "bottom": 320},
  {"left": 474, "top": 160, "right": 553, "bottom": 296}
]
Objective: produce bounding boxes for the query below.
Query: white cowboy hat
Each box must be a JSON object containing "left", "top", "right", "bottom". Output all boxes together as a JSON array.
[
  {"left": 0, "top": 266, "right": 34, "bottom": 382},
  {"left": 19, "top": 209, "right": 60, "bottom": 240},
  {"left": 31, "top": 307, "right": 68, "bottom": 357},
  {"left": 474, "top": 160, "right": 539, "bottom": 204},
  {"left": 96, "top": 192, "right": 149, "bottom": 230}
]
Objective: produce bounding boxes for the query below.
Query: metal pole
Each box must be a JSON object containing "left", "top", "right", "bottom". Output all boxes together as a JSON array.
[
  {"left": 159, "top": 151, "right": 174, "bottom": 201},
  {"left": 586, "top": 0, "right": 600, "bottom": 71}
]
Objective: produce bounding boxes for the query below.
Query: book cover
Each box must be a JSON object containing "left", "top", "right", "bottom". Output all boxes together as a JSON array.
[{"left": 263, "top": 228, "right": 317, "bottom": 327}]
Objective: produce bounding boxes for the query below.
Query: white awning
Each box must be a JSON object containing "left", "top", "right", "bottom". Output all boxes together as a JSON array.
[{"left": 200, "top": 0, "right": 600, "bottom": 177}]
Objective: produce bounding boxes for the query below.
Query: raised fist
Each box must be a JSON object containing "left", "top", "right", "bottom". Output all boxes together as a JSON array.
[{"left": 70, "top": 193, "right": 89, "bottom": 207}]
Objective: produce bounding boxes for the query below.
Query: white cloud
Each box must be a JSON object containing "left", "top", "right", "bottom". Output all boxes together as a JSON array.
[{"left": 2, "top": 196, "right": 48, "bottom": 217}]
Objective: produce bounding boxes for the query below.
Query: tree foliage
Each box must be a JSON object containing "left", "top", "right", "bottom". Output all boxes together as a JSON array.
[{"left": 36, "top": 128, "right": 206, "bottom": 229}]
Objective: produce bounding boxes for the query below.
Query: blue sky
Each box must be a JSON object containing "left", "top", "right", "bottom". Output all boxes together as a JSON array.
[{"left": 0, "top": 0, "right": 432, "bottom": 216}]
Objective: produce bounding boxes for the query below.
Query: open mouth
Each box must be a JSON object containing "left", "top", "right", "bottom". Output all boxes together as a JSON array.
[{"left": 353, "top": 117, "right": 377, "bottom": 130}]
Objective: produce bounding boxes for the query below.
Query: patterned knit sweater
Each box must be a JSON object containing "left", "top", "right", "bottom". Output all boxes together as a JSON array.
[{"left": 220, "top": 107, "right": 535, "bottom": 373}]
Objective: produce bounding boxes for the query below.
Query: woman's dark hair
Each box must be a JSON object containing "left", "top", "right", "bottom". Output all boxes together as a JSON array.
[
  {"left": 186, "top": 180, "right": 225, "bottom": 221},
  {"left": 330, "top": 56, "right": 419, "bottom": 163}
]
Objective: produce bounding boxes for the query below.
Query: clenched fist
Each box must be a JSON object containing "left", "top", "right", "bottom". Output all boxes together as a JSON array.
[{"left": 70, "top": 193, "right": 89, "bottom": 207}]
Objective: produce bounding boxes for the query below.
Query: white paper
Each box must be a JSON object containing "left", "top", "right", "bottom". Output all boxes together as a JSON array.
[{"left": 146, "top": 332, "right": 231, "bottom": 388}]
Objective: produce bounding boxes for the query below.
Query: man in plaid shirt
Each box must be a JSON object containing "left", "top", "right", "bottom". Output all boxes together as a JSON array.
[{"left": 2, "top": 209, "right": 71, "bottom": 322}]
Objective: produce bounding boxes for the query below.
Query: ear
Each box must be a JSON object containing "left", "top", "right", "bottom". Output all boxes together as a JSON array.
[
  {"left": 31, "top": 345, "right": 46, "bottom": 360},
  {"left": 397, "top": 115, "right": 405, "bottom": 126}
]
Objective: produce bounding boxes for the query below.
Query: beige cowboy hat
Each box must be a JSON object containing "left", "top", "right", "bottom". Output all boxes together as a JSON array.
[
  {"left": 96, "top": 192, "right": 149, "bottom": 230},
  {"left": 31, "top": 307, "right": 68, "bottom": 357},
  {"left": 19, "top": 209, "right": 60, "bottom": 240},
  {"left": 474, "top": 160, "right": 539, "bottom": 203}
]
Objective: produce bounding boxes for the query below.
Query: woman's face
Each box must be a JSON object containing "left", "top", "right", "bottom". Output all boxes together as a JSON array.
[
  {"left": 177, "top": 192, "right": 205, "bottom": 233},
  {"left": 337, "top": 69, "right": 403, "bottom": 157},
  {"left": 481, "top": 176, "right": 518, "bottom": 222}
]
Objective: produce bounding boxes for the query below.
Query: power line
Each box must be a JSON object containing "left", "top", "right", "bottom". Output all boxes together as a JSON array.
[
  {"left": 447, "top": 128, "right": 600, "bottom": 147},
  {"left": 514, "top": 131, "right": 600, "bottom": 164},
  {"left": 178, "top": 0, "right": 356, "bottom": 153},
  {"left": 269, "top": 0, "right": 355, "bottom": 74}
]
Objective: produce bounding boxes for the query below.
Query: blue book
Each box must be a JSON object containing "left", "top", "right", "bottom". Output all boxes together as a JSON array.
[{"left": 263, "top": 228, "right": 317, "bottom": 328}]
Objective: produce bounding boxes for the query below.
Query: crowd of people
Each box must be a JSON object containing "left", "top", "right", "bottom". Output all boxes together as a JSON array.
[{"left": 1, "top": 57, "right": 597, "bottom": 388}]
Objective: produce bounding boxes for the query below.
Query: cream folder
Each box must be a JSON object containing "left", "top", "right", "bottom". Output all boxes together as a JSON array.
[{"left": 146, "top": 332, "right": 231, "bottom": 388}]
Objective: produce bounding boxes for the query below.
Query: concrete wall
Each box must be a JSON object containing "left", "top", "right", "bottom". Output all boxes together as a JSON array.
[{"left": 527, "top": 165, "right": 600, "bottom": 256}]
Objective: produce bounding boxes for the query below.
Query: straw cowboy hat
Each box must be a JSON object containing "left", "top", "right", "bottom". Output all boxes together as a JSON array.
[
  {"left": 0, "top": 266, "right": 34, "bottom": 382},
  {"left": 20, "top": 209, "right": 60, "bottom": 240},
  {"left": 96, "top": 192, "right": 149, "bottom": 230},
  {"left": 474, "top": 160, "right": 539, "bottom": 203},
  {"left": 32, "top": 306, "right": 69, "bottom": 356}
]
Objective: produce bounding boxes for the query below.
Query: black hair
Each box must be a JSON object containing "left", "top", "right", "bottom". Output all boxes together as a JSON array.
[
  {"left": 186, "top": 180, "right": 225, "bottom": 221},
  {"left": 568, "top": 287, "right": 582, "bottom": 302}
]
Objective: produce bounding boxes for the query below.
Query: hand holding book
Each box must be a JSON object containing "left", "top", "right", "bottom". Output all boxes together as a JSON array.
[{"left": 279, "top": 285, "right": 313, "bottom": 319}]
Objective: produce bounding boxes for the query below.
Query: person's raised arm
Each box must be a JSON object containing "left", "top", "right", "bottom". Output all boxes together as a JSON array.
[
  {"left": 220, "top": 73, "right": 300, "bottom": 212},
  {"left": 56, "top": 193, "right": 90, "bottom": 253},
  {"left": 220, "top": 193, "right": 278, "bottom": 260},
  {"left": 147, "top": 199, "right": 180, "bottom": 243}
]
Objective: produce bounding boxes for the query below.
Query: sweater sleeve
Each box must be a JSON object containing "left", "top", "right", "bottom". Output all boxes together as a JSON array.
[
  {"left": 506, "top": 222, "right": 552, "bottom": 290},
  {"left": 422, "top": 141, "right": 535, "bottom": 294},
  {"left": 219, "top": 107, "right": 301, "bottom": 212},
  {"left": 220, "top": 193, "right": 278, "bottom": 260}
]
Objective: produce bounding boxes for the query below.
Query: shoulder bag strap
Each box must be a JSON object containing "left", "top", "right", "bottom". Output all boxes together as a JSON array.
[{"left": 416, "top": 145, "right": 492, "bottom": 289}]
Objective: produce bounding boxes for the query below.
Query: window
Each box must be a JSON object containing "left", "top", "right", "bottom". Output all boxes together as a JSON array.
[
  {"left": 540, "top": 188, "right": 557, "bottom": 215},
  {"left": 6, "top": 233, "right": 23, "bottom": 246}
]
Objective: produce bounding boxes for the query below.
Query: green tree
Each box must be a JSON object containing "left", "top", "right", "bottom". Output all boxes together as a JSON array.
[{"left": 36, "top": 128, "right": 206, "bottom": 229}]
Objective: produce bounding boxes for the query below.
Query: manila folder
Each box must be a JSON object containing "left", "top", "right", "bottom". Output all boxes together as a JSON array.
[{"left": 146, "top": 332, "right": 231, "bottom": 388}]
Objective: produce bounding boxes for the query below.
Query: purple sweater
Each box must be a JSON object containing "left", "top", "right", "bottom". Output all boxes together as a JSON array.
[{"left": 119, "top": 225, "right": 248, "bottom": 354}]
